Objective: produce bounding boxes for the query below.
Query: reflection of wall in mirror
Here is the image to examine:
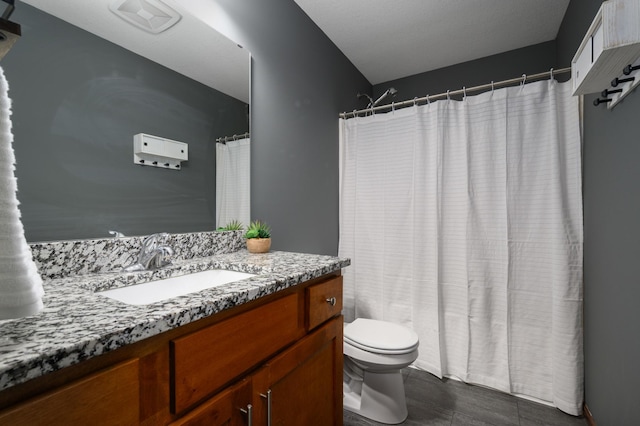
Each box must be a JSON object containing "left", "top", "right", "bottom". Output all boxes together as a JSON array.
[{"left": 2, "top": 3, "right": 249, "bottom": 242}]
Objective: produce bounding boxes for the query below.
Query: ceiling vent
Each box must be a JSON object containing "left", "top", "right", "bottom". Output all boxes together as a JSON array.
[{"left": 109, "top": 0, "right": 181, "bottom": 34}]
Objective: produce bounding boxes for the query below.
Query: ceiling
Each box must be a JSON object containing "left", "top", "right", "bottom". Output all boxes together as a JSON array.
[
  {"left": 18, "top": 1, "right": 571, "bottom": 97},
  {"left": 20, "top": 0, "right": 250, "bottom": 103},
  {"left": 293, "top": 0, "right": 571, "bottom": 85}
]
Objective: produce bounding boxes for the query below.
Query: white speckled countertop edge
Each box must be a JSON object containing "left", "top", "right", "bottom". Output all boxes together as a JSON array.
[{"left": 0, "top": 250, "right": 350, "bottom": 392}]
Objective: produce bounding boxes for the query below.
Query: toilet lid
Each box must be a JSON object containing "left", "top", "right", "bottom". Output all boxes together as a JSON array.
[{"left": 344, "top": 318, "right": 419, "bottom": 354}]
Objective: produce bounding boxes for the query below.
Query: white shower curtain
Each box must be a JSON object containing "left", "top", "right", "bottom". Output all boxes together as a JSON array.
[
  {"left": 339, "top": 79, "right": 583, "bottom": 415},
  {"left": 216, "top": 138, "right": 250, "bottom": 229}
]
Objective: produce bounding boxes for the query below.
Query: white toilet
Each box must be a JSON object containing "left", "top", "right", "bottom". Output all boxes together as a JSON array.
[{"left": 343, "top": 318, "right": 419, "bottom": 424}]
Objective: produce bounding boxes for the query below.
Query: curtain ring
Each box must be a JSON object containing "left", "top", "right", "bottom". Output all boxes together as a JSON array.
[
  {"left": 521, "top": 74, "right": 527, "bottom": 87},
  {"left": 426, "top": 95, "right": 430, "bottom": 104},
  {"left": 550, "top": 68, "right": 554, "bottom": 79},
  {"left": 413, "top": 97, "right": 418, "bottom": 106},
  {"left": 463, "top": 86, "right": 467, "bottom": 100},
  {"left": 491, "top": 81, "right": 495, "bottom": 93},
  {"left": 446, "top": 90, "right": 450, "bottom": 100},
  {"left": 391, "top": 102, "right": 395, "bottom": 113}
]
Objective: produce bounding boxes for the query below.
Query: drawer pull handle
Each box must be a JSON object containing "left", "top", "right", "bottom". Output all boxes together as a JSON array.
[
  {"left": 326, "top": 297, "right": 337, "bottom": 306},
  {"left": 240, "top": 404, "right": 253, "bottom": 426},
  {"left": 260, "top": 389, "right": 272, "bottom": 426}
]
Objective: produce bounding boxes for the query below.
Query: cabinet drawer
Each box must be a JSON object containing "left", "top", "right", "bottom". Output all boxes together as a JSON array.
[
  {"left": 0, "top": 359, "right": 139, "bottom": 426},
  {"left": 171, "top": 293, "right": 302, "bottom": 414},
  {"left": 306, "top": 276, "right": 343, "bottom": 330}
]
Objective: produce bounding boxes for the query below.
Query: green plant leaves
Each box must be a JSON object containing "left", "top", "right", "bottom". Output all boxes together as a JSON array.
[{"left": 244, "top": 220, "right": 271, "bottom": 239}]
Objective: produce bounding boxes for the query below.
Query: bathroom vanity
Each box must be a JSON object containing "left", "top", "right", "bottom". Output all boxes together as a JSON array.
[{"left": 0, "top": 234, "right": 349, "bottom": 425}]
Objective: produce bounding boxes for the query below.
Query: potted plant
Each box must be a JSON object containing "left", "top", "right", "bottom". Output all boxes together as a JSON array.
[{"left": 244, "top": 220, "right": 271, "bottom": 253}]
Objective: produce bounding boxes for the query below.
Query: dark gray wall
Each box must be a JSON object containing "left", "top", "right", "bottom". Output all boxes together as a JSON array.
[
  {"left": 4, "top": 4, "right": 248, "bottom": 242},
  {"left": 557, "top": 1, "right": 640, "bottom": 425},
  {"left": 213, "top": 0, "right": 370, "bottom": 255},
  {"left": 372, "top": 41, "right": 557, "bottom": 101}
]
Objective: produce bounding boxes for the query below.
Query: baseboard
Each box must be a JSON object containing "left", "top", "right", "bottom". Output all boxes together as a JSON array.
[{"left": 583, "top": 404, "right": 596, "bottom": 426}]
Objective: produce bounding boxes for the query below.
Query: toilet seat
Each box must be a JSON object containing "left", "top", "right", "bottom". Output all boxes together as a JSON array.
[{"left": 344, "top": 318, "right": 419, "bottom": 355}]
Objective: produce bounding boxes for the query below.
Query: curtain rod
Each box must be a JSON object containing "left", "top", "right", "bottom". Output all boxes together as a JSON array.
[
  {"left": 339, "top": 67, "right": 571, "bottom": 119},
  {"left": 216, "top": 132, "right": 250, "bottom": 143}
]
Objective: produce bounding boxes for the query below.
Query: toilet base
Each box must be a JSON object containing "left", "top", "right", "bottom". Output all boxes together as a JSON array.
[{"left": 343, "top": 368, "right": 408, "bottom": 424}]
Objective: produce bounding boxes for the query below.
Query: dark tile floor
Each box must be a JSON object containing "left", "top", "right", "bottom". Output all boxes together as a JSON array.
[{"left": 344, "top": 368, "right": 588, "bottom": 426}]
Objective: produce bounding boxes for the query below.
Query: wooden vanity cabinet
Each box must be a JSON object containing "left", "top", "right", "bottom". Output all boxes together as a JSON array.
[
  {"left": 171, "top": 315, "right": 343, "bottom": 426},
  {"left": 172, "top": 275, "right": 344, "bottom": 426},
  {"left": 0, "top": 359, "right": 140, "bottom": 425},
  {"left": 251, "top": 317, "right": 343, "bottom": 426},
  {"left": 0, "top": 273, "right": 343, "bottom": 426}
]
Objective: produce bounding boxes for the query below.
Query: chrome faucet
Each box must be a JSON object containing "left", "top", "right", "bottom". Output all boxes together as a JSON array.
[{"left": 123, "top": 233, "right": 174, "bottom": 272}]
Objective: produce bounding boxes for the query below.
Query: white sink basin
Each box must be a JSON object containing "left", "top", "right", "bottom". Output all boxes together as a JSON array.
[{"left": 98, "top": 269, "right": 255, "bottom": 305}]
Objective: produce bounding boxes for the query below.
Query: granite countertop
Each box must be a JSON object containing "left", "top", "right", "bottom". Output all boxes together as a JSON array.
[{"left": 0, "top": 250, "right": 350, "bottom": 392}]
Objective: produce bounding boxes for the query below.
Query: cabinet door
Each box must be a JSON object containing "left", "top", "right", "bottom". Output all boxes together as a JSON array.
[
  {"left": 252, "top": 317, "right": 343, "bottom": 426},
  {"left": 172, "top": 293, "right": 302, "bottom": 414},
  {"left": 0, "top": 359, "right": 139, "bottom": 426},
  {"left": 170, "top": 379, "right": 252, "bottom": 426}
]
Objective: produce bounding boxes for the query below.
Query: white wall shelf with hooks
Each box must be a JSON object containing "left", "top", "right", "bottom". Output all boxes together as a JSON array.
[{"left": 572, "top": 0, "right": 640, "bottom": 99}]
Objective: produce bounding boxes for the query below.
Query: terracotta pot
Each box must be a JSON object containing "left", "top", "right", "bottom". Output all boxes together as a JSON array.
[{"left": 246, "top": 238, "right": 271, "bottom": 253}]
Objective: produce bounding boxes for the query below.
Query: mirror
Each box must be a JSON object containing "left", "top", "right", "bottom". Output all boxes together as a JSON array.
[{"left": 3, "top": 0, "right": 250, "bottom": 242}]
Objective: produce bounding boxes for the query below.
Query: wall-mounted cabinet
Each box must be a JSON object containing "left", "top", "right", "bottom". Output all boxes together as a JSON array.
[{"left": 572, "top": 0, "right": 640, "bottom": 96}]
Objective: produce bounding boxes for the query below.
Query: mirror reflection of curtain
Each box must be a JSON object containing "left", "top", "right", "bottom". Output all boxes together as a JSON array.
[
  {"left": 339, "top": 80, "right": 583, "bottom": 415},
  {"left": 216, "top": 138, "right": 250, "bottom": 229}
]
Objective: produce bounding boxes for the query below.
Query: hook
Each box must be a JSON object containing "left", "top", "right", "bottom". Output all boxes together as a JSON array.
[
  {"left": 550, "top": 68, "right": 554, "bottom": 79},
  {"left": 602, "top": 88, "right": 622, "bottom": 97},
  {"left": 391, "top": 101, "right": 395, "bottom": 112},
  {"left": 521, "top": 74, "right": 527, "bottom": 87},
  {"left": 611, "top": 76, "right": 635, "bottom": 87},
  {"left": 426, "top": 95, "right": 430, "bottom": 104},
  {"left": 446, "top": 90, "right": 450, "bottom": 101},
  {"left": 593, "top": 98, "right": 612, "bottom": 107},
  {"left": 413, "top": 97, "right": 418, "bottom": 106},
  {"left": 463, "top": 86, "right": 467, "bottom": 99},
  {"left": 624, "top": 64, "right": 640, "bottom": 75},
  {"left": 491, "top": 81, "right": 495, "bottom": 94}
]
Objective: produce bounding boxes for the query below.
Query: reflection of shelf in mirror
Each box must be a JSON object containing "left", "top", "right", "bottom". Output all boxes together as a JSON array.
[{"left": 133, "top": 133, "right": 188, "bottom": 170}]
